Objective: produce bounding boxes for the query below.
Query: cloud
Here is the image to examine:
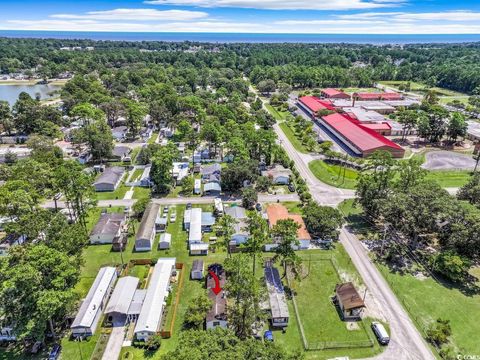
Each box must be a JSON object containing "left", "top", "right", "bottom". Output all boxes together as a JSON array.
[
  {"left": 338, "top": 10, "right": 480, "bottom": 22},
  {"left": 51, "top": 8, "right": 208, "bottom": 21},
  {"left": 144, "top": 0, "right": 407, "bottom": 11}
]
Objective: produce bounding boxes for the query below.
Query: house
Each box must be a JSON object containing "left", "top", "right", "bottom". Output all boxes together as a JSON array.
[
  {"left": 194, "top": 179, "right": 202, "bottom": 194},
  {"left": 177, "top": 142, "right": 186, "bottom": 154},
  {"left": 158, "top": 233, "right": 172, "bottom": 250},
  {"left": 104, "top": 276, "right": 141, "bottom": 323},
  {"left": 265, "top": 204, "right": 311, "bottom": 251},
  {"left": 201, "top": 164, "right": 221, "bottom": 182},
  {"left": 111, "top": 146, "right": 132, "bottom": 162},
  {"left": 190, "top": 242, "right": 209, "bottom": 256},
  {"left": 135, "top": 203, "right": 160, "bottom": 251},
  {"left": 206, "top": 264, "right": 227, "bottom": 330},
  {"left": 0, "top": 325, "right": 15, "bottom": 341},
  {"left": 155, "top": 214, "right": 168, "bottom": 233},
  {"left": 213, "top": 198, "right": 224, "bottom": 216},
  {"left": 140, "top": 165, "right": 152, "bottom": 187},
  {"left": 203, "top": 182, "right": 222, "bottom": 196},
  {"left": 321, "top": 88, "right": 351, "bottom": 99},
  {"left": 71, "top": 267, "right": 117, "bottom": 338},
  {"left": 89, "top": 213, "right": 126, "bottom": 245},
  {"left": 191, "top": 260, "right": 204, "bottom": 280},
  {"left": 0, "top": 234, "right": 26, "bottom": 256},
  {"left": 184, "top": 208, "right": 201, "bottom": 232},
  {"left": 264, "top": 262, "right": 289, "bottom": 328},
  {"left": 261, "top": 165, "right": 292, "bottom": 185},
  {"left": 334, "top": 282, "right": 366, "bottom": 320},
  {"left": 193, "top": 151, "right": 202, "bottom": 163},
  {"left": 172, "top": 162, "right": 189, "bottom": 185},
  {"left": 93, "top": 166, "right": 125, "bottom": 192},
  {"left": 111, "top": 126, "right": 128, "bottom": 141},
  {"left": 224, "top": 206, "right": 249, "bottom": 246},
  {"left": 134, "top": 258, "right": 176, "bottom": 341}
]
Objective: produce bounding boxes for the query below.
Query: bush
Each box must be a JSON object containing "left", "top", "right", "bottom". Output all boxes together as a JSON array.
[
  {"left": 256, "top": 176, "right": 271, "bottom": 192},
  {"left": 426, "top": 318, "right": 452, "bottom": 346},
  {"left": 145, "top": 334, "right": 162, "bottom": 350}
]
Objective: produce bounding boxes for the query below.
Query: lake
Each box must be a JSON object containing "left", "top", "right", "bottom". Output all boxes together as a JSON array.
[{"left": 0, "top": 83, "right": 62, "bottom": 106}]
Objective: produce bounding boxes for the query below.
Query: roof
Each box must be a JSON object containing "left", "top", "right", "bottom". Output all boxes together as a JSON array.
[
  {"left": 299, "top": 96, "right": 335, "bottom": 113},
  {"left": 206, "top": 270, "right": 227, "bottom": 323},
  {"left": 159, "top": 233, "right": 172, "bottom": 243},
  {"left": 224, "top": 206, "right": 247, "bottom": 219},
  {"left": 112, "top": 146, "right": 131, "bottom": 158},
  {"left": 105, "top": 276, "right": 139, "bottom": 315},
  {"left": 190, "top": 242, "right": 209, "bottom": 251},
  {"left": 71, "top": 267, "right": 116, "bottom": 329},
  {"left": 266, "top": 204, "right": 311, "bottom": 240},
  {"left": 188, "top": 208, "right": 202, "bottom": 243},
  {"left": 204, "top": 182, "right": 221, "bottom": 192},
  {"left": 360, "top": 122, "right": 392, "bottom": 131},
  {"left": 265, "top": 264, "right": 289, "bottom": 319},
  {"left": 354, "top": 92, "right": 402, "bottom": 101},
  {"left": 134, "top": 258, "right": 176, "bottom": 334},
  {"left": 90, "top": 213, "right": 125, "bottom": 237},
  {"left": 201, "top": 212, "right": 216, "bottom": 226},
  {"left": 321, "top": 113, "right": 403, "bottom": 153},
  {"left": 192, "top": 259, "right": 204, "bottom": 272},
  {"left": 136, "top": 203, "right": 160, "bottom": 241},
  {"left": 128, "top": 289, "right": 147, "bottom": 315},
  {"left": 343, "top": 107, "right": 386, "bottom": 122},
  {"left": 94, "top": 166, "right": 124, "bottom": 186},
  {"left": 261, "top": 165, "right": 292, "bottom": 179},
  {"left": 321, "top": 88, "right": 350, "bottom": 98},
  {"left": 201, "top": 163, "right": 222, "bottom": 175},
  {"left": 335, "top": 282, "right": 366, "bottom": 310}
]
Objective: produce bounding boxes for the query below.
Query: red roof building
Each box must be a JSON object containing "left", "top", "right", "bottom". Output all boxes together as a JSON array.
[
  {"left": 320, "top": 113, "right": 404, "bottom": 158},
  {"left": 298, "top": 96, "right": 335, "bottom": 115},
  {"left": 359, "top": 122, "right": 392, "bottom": 136},
  {"left": 353, "top": 92, "right": 403, "bottom": 101},
  {"left": 321, "top": 88, "right": 351, "bottom": 99}
]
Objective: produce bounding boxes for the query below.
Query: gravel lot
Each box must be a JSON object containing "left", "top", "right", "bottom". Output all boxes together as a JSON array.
[{"left": 422, "top": 151, "right": 476, "bottom": 170}]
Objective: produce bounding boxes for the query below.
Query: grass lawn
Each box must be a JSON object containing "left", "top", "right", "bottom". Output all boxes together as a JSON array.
[
  {"left": 279, "top": 122, "right": 308, "bottom": 153},
  {"left": 424, "top": 170, "right": 473, "bottom": 188},
  {"left": 339, "top": 199, "right": 480, "bottom": 355},
  {"left": 130, "top": 168, "right": 144, "bottom": 182},
  {"left": 148, "top": 132, "right": 159, "bottom": 145},
  {"left": 342, "top": 87, "right": 379, "bottom": 94},
  {"left": 95, "top": 185, "right": 129, "bottom": 200},
  {"left": 265, "top": 104, "right": 288, "bottom": 121},
  {"left": 133, "top": 187, "right": 151, "bottom": 199},
  {"left": 309, "top": 160, "right": 358, "bottom": 190}
]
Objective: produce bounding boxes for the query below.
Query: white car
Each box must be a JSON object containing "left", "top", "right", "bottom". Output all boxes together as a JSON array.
[{"left": 170, "top": 213, "right": 177, "bottom": 222}]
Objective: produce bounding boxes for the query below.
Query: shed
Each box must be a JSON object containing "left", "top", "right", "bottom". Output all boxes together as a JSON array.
[
  {"left": 158, "top": 233, "right": 172, "bottom": 250},
  {"left": 191, "top": 260, "right": 204, "bottom": 280},
  {"left": 190, "top": 242, "right": 209, "bottom": 256},
  {"left": 135, "top": 203, "right": 160, "bottom": 252},
  {"left": 334, "top": 282, "right": 366, "bottom": 320}
]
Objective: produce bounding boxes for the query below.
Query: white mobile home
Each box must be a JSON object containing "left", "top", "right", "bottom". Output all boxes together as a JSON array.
[
  {"left": 71, "top": 267, "right": 117, "bottom": 338},
  {"left": 158, "top": 233, "right": 172, "bottom": 250},
  {"left": 134, "top": 258, "right": 176, "bottom": 341},
  {"left": 188, "top": 208, "right": 202, "bottom": 244},
  {"left": 135, "top": 203, "right": 160, "bottom": 251},
  {"left": 189, "top": 242, "right": 209, "bottom": 256},
  {"left": 194, "top": 179, "right": 201, "bottom": 194}
]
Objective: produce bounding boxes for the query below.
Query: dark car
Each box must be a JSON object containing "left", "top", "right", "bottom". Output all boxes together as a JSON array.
[
  {"left": 288, "top": 183, "right": 296, "bottom": 192},
  {"left": 186, "top": 203, "right": 192, "bottom": 210},
  {"left": 48, "top": 344, "right": 61, "bottom": 360},
  {"left": 264, "top": 330, "right": 274, "bottom": 342},
  {"left": 255, "top": 203, "right": 262, "bottom": 212}
]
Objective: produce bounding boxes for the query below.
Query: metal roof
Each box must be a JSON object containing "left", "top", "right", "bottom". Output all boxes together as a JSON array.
[
  {"left": 159, "top": 233, "right": 171, "bottom": 244},
  {"left": 134, "top": 258, "right": 176, "bottom": 335},
  {"left": 136, "top": 203, "right": 160, "bottom": 241},
  {"left": 71, "top": 267, "right": 116, "bottom": 329},
  {"left": 90, "top": 213, "right": 125, "bottom": 237},
  {"left": 192, "top": 259, "right": 204, "bottom": 272},
  {"left": 188, "top": 208, "right": 202, "bottom": 243},
  {"left": 105, "top": 276, "right": 139, "bottom": 315},
  {"left": 225, "top": 206, "right": 246, "bottom": 219},
  {"left": 204, "top": 182, "right": 221, "bottom": 192},
  {"left": 128, "top": 289, "right": 147, "bottom": 315},
  {"left": 94, "top": 166, "right": 125, "bottom": 186},
  {"left": 265, "top": 264, "right": 289, "bottom": 319}
]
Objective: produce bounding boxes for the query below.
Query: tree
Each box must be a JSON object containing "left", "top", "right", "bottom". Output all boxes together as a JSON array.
[
  {"left": 180, "top": 176, "right": 194, "bottom": 196},
  {"left": 424, "top": 89, "right": 439, "bottom": 105},
  {"left": 183, "top": 294, "right": 212, "bottom": 329},
  {"left": 3, "top": 150, "right": 17, "bottom": 165},
  {"left": 432, "top": 251, "right": 471, "bottom": 283},
  {"left": 223, "top": 255, "right": 265, "bottom": 340},
  {"left": 243, "top": 211, "right": 269, "bottom": 275},
  {"left": 0, "top": 100, "right": 14, "bottom": 136},
  {"left": 255, "top": 176, "right": 271, "bottom": 192},
  {"left": 150, "top": 144, "right": 178, "bottom": 194},
  {"left": 241, "top": 187, "right": 258, "bottom": 210},
  {"left": 122, "top": 99, "right": 146, "bottom": 139},
  {"left": 132, "top": 197, "right": 149, "bottom": 219},
  {"left": 395, "top": 109, "right": 418, "bottom": 142},
  {"left": 271, "top": 219, "right": 301, "bottom": 277},
  {"left": 257, "top": 79, "right": 276, "bottom": 95},
  {"left": 446, "top": 112, "right": 467, "bottom": 142},
  {"left": 457, "top": 173, "right": 480, "bottom": 207},
  {"left": 218, "top": 214, "right": 237, "bottom": 258},
  {"left": 426, "top": 319, "right": 452, "bottom": 346},
  {"left": 221, "top": 159, "right": 259, "bottom": 192},
  {"left": 71, "top": 115, "right": 114, "bottom": 162},
  {"left": 302, "top": 203, "right": 344, "bottom": 241}
]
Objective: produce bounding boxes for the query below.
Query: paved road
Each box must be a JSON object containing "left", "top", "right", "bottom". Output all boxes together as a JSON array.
[
  {"left": 253, "top": 85, "right": 435, "bottom": 359},
  {"left": 43, "top": 193, "right": 300, "bottom": 209}
]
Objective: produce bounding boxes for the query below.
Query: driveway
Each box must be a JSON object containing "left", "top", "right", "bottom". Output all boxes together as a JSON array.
[{"left": 102, "top": 322, "right": 126, "bottom": 360}]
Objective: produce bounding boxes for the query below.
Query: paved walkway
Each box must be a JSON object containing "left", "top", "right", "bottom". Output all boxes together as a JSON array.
[{"left": 102, "top": 325, "right": 126, "bottom": 360}]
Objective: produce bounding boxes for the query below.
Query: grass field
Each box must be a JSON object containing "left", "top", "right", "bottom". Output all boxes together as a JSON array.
[
  {"left": 279, "top": 122, "right": 308, "bottom": 153},
  {"left": 339, "top": 199, "right": 480, "bottom": 355},
  {"left": 309, "top": 160, "right": 358, "bottom": 190},
  {"left": 424, "top": 170, "right": 473, "bottom": 188},
  {"left": 265, "top": 104, "right": 288, "bottom": 121}
]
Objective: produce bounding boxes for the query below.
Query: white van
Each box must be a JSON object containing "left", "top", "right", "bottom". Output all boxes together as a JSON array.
[{"left": 371, "top": 322, "right": 390, "bottom": 345}]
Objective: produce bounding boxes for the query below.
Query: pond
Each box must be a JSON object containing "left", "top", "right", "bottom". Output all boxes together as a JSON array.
[{"left": 0, "top": 83, "right": 63, "bottom": 106}]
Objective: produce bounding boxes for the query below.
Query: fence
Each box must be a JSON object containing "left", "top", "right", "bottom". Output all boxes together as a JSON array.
[{"left": 287, "top": 257, "right": 374, "bottom": 352}]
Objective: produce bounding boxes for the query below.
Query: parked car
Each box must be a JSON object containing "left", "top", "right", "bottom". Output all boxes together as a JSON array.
[
  {"left": 186, "top": 203, "right": 192, "bottom": 210},
  {"left": 170, "top": 213, "right": 177, "bottom": 222},
  {"left": 264, "top": 330, "right": 274, "bottom": 342},
  {"left": 288, "top": 183, "right": 296, "bottom": 192},
  {"left": 371, "top": 322, "right": 390, "bottom": 345},
  {"left": 255, "top": 203, "right": 262, "bottom": 212},
  {"left": 48, "top": 344, "right": 62, "bottom": 360},
  {"left": 163, "top": 206, "right": 169, "bottom": 214},
  {"left": 30, "top": 341, "right": 42, "bottom": 354}
]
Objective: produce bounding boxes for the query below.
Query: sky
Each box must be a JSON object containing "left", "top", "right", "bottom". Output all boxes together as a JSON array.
[{"left": 0, "top": 0, "right": 479, "bottom": 34}]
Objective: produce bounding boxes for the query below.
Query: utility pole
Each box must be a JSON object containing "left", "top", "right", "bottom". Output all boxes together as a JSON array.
[{"left": 380, "top": 223, "right": 389, "bottom": 257}]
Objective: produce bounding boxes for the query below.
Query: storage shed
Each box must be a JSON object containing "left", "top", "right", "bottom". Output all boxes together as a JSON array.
[
  {"left": 158, "top": 233, "right": 172, "bottom": 250},
  {"left": 191, "top": 259, "right": 204, "bottom": 280}
]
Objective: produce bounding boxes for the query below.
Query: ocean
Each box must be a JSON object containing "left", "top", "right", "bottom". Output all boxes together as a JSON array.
[{"left": 1, "top": 31, "right": 480, "bottom": 44}]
